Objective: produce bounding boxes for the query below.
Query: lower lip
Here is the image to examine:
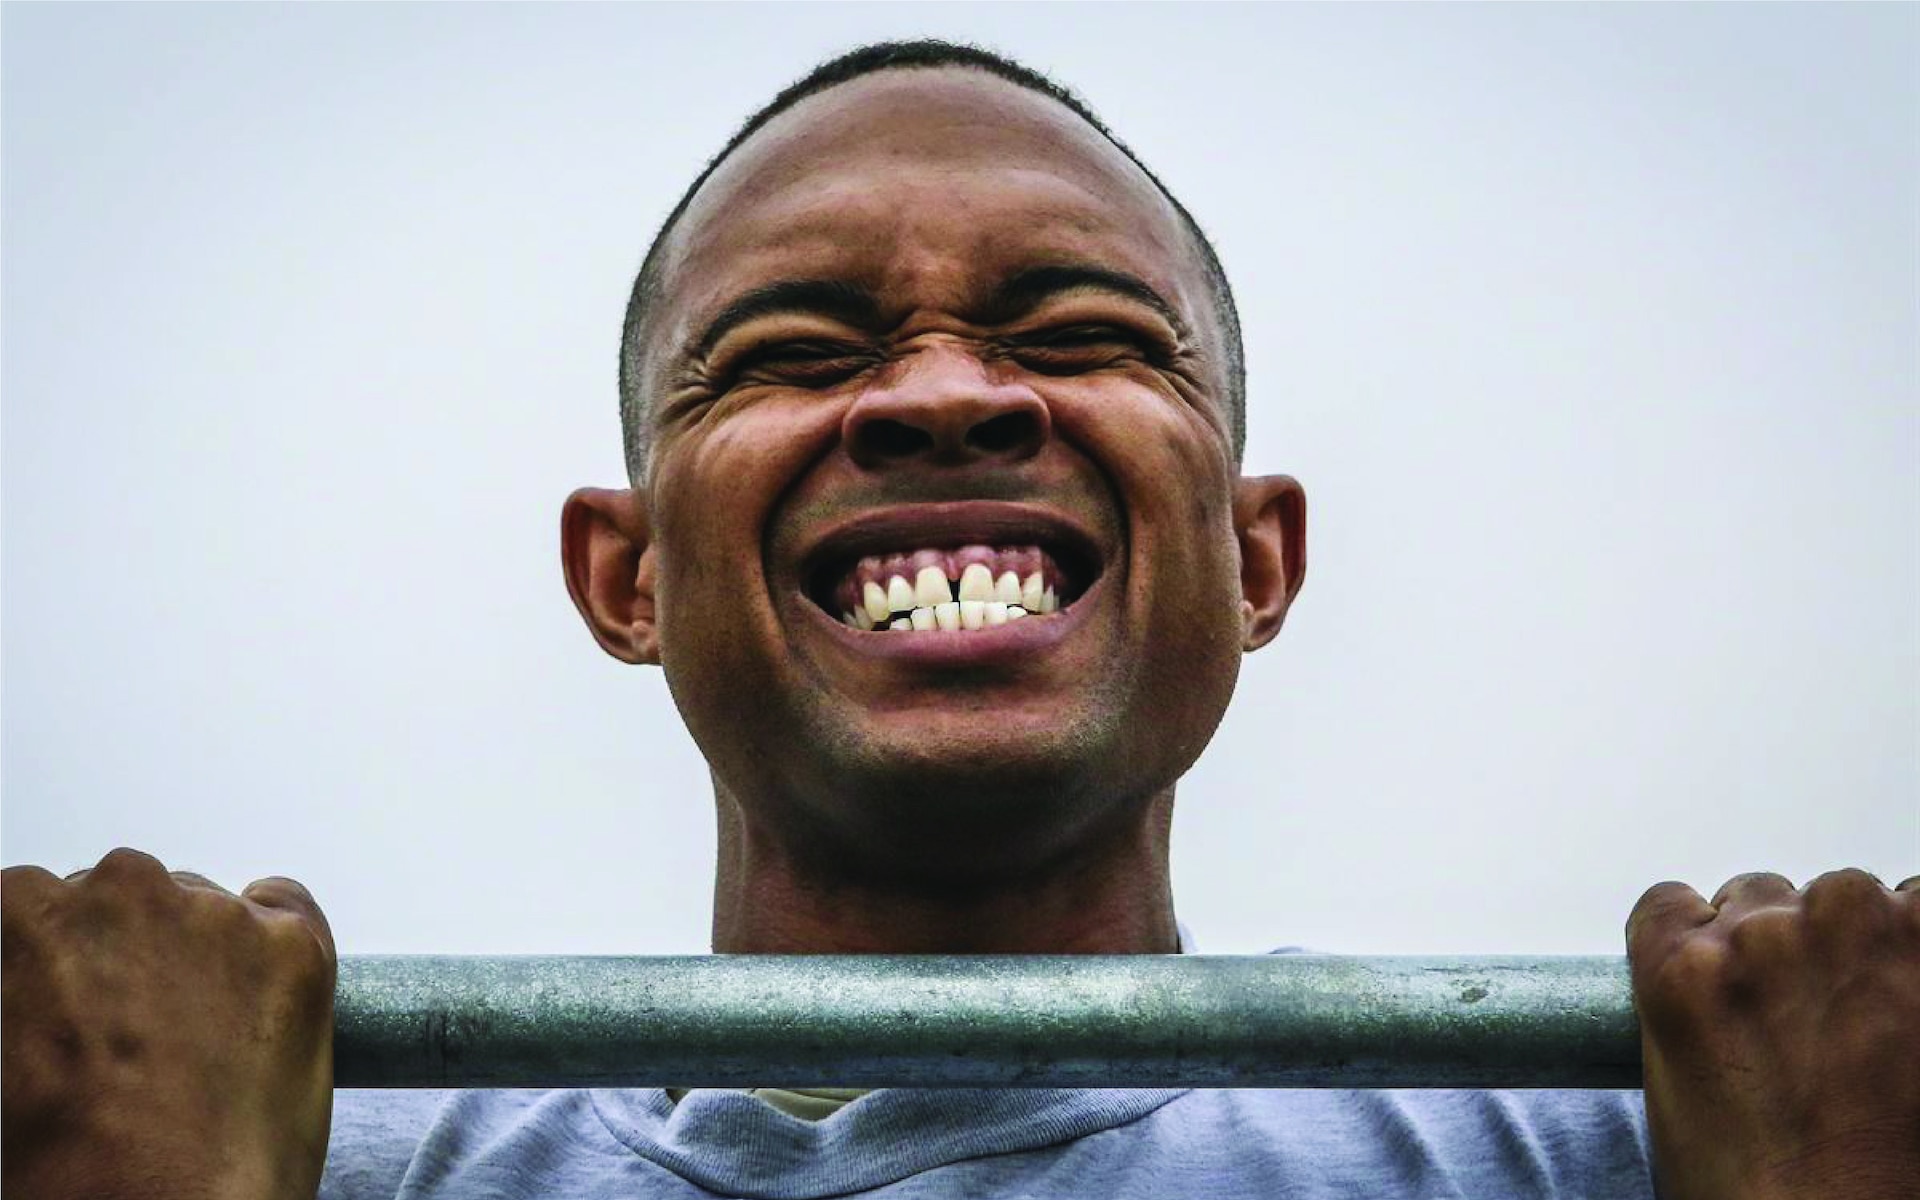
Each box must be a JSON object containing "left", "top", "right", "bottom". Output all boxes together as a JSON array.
[{"left": 803, "top": 575, "right": 1105, "bottom": 668}]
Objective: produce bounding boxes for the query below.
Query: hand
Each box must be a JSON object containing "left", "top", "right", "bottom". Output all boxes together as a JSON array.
[
  {"left": 2, "top": 848, "right": 336, "bottom": 1200},
  {"left": 1627, "top": 868, "right": 1920, "bottom": 1200}
]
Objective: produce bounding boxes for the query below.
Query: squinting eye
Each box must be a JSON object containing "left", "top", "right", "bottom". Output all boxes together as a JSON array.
[
  {"left": 1007, "top": 325, "right": 1153, "bottom": 372},
  {"left": 1027, "top": 326, "right": 1137, "bottom": 348},
  {"left": 757, "top": 341, "right": 857, "bottom": 363},
  {"left": 734, "top": 341, "right": 877, "bottom": 386}
]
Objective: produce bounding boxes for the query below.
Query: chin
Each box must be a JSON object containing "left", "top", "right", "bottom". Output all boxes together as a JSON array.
[{"left": 764, "top": 704, "right": 1168, "bottom": 873}]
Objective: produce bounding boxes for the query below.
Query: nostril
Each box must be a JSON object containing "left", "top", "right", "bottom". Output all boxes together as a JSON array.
[
  {"left": 860, "top": 419, "right": 935, "bottom": 460},
  {"left": 966, "top": 412, "right": 1039, "bottom": 455}
]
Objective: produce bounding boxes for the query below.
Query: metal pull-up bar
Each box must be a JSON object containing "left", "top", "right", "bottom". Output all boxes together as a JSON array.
[{"left": 333, "top": 955, "right": 1642, "bottom": 1089}]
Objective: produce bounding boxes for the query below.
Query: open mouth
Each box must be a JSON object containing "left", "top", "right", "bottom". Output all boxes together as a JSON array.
[{"left": 799, "top": 506, "right": 1105, "bottom": 635}]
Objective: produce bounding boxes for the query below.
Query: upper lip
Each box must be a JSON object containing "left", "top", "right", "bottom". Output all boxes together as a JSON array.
[{"left": 796, "top": 500, "right": 1109, "bottom": 601}]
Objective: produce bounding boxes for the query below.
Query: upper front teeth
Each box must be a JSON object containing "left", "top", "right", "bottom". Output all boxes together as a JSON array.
[
  {"left": 958, "top": 563, "right": 995, "bottom": 603},
  {"left": 887, "top": 575, "right": 915, "bottom": 613},
  {"left": 837, "top": 545, "right": 1068, "bottom": 632},
  {"left": 914, "top": 566, "right": 951, "bottom": 609}
]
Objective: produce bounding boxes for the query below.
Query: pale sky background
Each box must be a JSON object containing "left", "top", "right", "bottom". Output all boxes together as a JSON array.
[{"left": 3, "top": 3, "right": 1915, "bottom": 956}]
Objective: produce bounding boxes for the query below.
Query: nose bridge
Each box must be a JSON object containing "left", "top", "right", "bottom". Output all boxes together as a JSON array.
[{"left": 843, "top": 341, "right": 1050, "bottom": 469}]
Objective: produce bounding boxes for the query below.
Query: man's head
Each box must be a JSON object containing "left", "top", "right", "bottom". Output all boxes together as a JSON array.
[
  {"left": 616, "top": 40, "right": 1248, "bottom": 486},
  {"left": 563, "top": 41, "right": 1306, "bottom": 892}
]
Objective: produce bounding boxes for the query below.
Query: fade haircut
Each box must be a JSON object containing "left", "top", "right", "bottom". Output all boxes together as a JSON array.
[{"left": 617, "top": 38, "right": 1246, "bottom": 483}]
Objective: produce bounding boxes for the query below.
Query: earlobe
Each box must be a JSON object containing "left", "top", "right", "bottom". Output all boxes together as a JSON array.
[
  {"left": 560, "top": 487, "right": 661, "bottom": 665},
  {"left": 1233, "top": 475, "right": 1307, "bottom": 652}
]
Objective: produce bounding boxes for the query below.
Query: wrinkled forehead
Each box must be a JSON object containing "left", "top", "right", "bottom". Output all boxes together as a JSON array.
[{"left": 647, "top": 68, "right": 1214, "bottom": 362}]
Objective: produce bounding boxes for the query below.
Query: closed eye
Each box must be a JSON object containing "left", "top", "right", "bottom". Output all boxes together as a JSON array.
[
  {"left": 731, "top": 340, "right": 878, "bottom": 387},
  {"left": 1002, "top": 325, "right": 1165, "bottom": 372},
  {"left": 1017, "top": 325, "right": 1141, "bottom": 347}
]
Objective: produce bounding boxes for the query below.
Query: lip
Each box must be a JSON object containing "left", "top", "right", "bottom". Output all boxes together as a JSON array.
[{"left": 796, "top": 500, "right": 1108, "bottom": 602}]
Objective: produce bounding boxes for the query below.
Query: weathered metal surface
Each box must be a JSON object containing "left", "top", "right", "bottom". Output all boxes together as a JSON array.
[{"left": 333, "top": 955, "right": 1641, "bottom": 1089}]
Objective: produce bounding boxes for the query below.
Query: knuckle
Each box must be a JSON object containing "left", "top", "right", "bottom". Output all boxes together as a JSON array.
[
  {"left": 1, "top": 865, "right": 58, "bottom": 914},
  {"left": 1710, "top": 870, "right": 1793, "bottom": 908},
  {"left": 2, "top": 863, "right": 58, "bottom": 890},
  {"left": 88, "top": 846, "right": 169, "bottom": 885},
  {"left": 261, "top": 908, "right": 334, "bottom": 978},
  {"left": 1637, "top": 935, "right": 1728, "bottom": 1023},
  {"left": 1631, "top": 879, "right": 1690, "bottom": 913},
  {"left": 1627, "top": 880, "right": 1687, "bottom": 931},
  {"left": 170, "top": 870, "right": 227, "bottom": 894},
  {"left": 1625, "top": 881, "right": 1701, "bottom": 958},
  {"left": 1803, "top": 866, "right": 1898, "bottom": 927},
  {"left": 1725, "top": 904, "right": 1800, "bottom": 961},
  {"left": 248, "top": 874, "right": 319, "bottom": 910},
  {"left": 1805, "top": 866, "right": 1886, "bottom": 895},
  {"left": 246, "top": 876, "right": 333, "bottom": 955}
]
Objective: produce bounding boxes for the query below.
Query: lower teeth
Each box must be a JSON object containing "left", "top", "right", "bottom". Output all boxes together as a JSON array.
[{"left": 847, "top": 601, "right": 1037, "bottom": 631}]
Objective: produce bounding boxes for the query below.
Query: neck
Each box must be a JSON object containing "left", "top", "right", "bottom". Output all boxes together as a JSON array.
[{"left": 709, "top": 785, "right": 1180, "bottom": 954}]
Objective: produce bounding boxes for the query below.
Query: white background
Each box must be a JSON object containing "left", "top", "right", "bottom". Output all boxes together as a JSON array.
[{"left": 4, "top": 3, "right": 1914, "bottom": 955}]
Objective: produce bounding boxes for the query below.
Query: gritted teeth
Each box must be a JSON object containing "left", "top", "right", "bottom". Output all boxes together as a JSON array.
[{"left": 826, "top": 544, "right": 1073, "bottom": 631}]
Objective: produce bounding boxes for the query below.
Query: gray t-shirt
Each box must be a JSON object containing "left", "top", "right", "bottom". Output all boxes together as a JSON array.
[{"left": 321, "top": 1083, "right": 1653, "bottom": 1198}]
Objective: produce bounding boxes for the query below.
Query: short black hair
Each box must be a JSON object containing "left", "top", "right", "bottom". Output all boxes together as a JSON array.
[{"left": 618, "top": 38, "right": 1245, "bottom": 482}]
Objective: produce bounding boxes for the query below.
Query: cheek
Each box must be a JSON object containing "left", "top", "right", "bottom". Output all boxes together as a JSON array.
[
  {"left": 656, "top": 397, "right": 844, "bottom": 552},
  {"left": 653, "top": 401, "right": 845, "bottom": 582},
  {"left": 1051, "top": 376, "right": 1239, "bottom": 545},
  {"left": 1052, "top": 380, "right": 1244, "bottom": 652}
]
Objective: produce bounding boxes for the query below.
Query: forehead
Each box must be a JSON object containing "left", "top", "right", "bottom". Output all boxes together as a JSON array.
[{"left": 651, "top": 68, "right": 1211, "bottom": 354}]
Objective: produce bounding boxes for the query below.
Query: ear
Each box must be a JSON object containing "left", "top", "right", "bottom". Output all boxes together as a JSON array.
[
  {"left": 560, "top": 486, "right": 660, "bottom": 665},
  {"left": 1233, "top": 474, "right": 1307, "bottom": 652}
]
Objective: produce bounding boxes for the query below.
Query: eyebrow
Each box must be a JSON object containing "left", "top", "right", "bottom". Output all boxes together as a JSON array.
[
  {"left": 979, "top": 264, "right": 1191, "bottom": 336},
  {"left": 686, "top": 262, "right": 1190, "bottom": 361},
  {"left": 691, "top": 279, "right": 882, "bottom": 359}
]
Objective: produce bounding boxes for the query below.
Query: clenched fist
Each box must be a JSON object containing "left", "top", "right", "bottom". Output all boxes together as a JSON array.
[
  {"left": 1628, "top": 868, "right": 1920, "bottom": 1200},
  {"left": 2, "top": 848, "right": 336, "bottom": 1200}
]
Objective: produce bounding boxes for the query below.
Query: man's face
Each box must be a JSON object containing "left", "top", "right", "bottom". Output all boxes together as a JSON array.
[{"left": 618, "top": 69, "right": 1297, "bottom": 876}]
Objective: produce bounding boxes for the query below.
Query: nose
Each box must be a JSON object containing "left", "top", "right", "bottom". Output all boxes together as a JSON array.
[{"left": 843, "top": 345, "right": 1050, "bottom": 471}]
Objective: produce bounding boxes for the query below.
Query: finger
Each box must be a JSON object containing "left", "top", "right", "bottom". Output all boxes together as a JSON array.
[
  {"left": 1800, "top": 868, "right": 1900, "bottom": 942},
  {"left": 1709, "top": 870, "right": 1797, "bottom": 912},
  {"left": 1, "top": 864, "right": 60, "bottom": 927},
  {"left": 1625, "top": 880, "right": 1714, "bottom": 969},
  {"left": 1895, "top": 874, "right": 1919, "bottom": 893},
  {"left": 243, "top": 875, "right": 336, "bottom": 965},
  {"left": 1802, "top": 866, "right": 1886, "bottom": 892},
  {"left": 1800, "top": 866, "right": 1890, "bottom": 905},
  {"left": 3, "top": 864, "right": 60, "bottom": 891},
  {"left": 170, "top": 870, "right": 235, "bottom": 897},
  {"left": 79, "top": 846, "right": 170, "bottom": 889}
]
